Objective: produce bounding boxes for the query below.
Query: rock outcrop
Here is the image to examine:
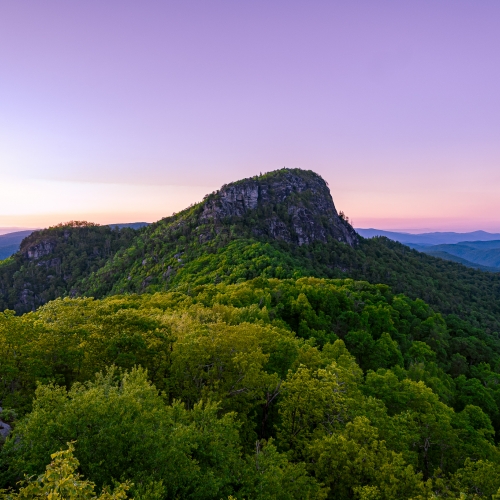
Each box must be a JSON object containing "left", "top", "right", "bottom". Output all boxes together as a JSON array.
[
  {"left": 0, "top": 408, "right": 12, "bottom": 440},
  {"left": 201, "top": 168, "right": 358, "bottom": 246},
  {"left": 23, "top": 240, "right": 56, "bottom": 260}
]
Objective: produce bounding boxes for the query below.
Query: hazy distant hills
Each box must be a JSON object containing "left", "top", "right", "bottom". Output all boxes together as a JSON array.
[
  {"left": 410, "top": 241, "right": 500, "bottom": 272},
  {"left": 417, "top": 249, "right": 500, "bottom": 272},
  {"left": 357, "top": 229, "right": 500, "bottom": 272},
  {"left": 0, "top": 230, "right": 36, "bottom": 260},
  {"left": 107, "top": 222, "right": 149, "bottom": 230},
  {"left": 356, "top": 228, "right": 500, "bottom": 246}
]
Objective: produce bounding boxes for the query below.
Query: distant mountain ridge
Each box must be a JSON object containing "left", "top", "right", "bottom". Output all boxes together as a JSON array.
[
  {"left": 357, "top": 228, "right": 500, "bottom": 271},
  {"left": 0, "top": 227, "right": 39, "bottom": 236},
  {"left": 356, "top": 228, "right": 500, "bottom": 246},
  {"left": 0, "top": 231, "right": 36, "bottom": 260}
]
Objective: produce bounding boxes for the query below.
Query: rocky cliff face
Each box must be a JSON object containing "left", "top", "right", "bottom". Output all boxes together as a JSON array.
[
  {"left": 201, "top": 168, "right": 358, "bottom": 246},
  {"left": 23, "top": 239, "right": 56, "bottom": 260}
]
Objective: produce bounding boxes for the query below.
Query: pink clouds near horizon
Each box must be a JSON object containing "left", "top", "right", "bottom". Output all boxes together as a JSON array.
[{"left": 1, "top": 1, "right": 499, "bottom": 232}]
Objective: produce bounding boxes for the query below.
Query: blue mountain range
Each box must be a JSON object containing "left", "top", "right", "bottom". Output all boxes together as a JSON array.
[{"left": 356, "top": 229, "right": 500, "bottom": 272}]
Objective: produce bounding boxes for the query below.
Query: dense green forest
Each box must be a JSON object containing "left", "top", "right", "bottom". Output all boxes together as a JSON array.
[
  {"left": 1, "top": 169, "right": 500, "bottom": 499},
  {"left": 2, "top": 278, "right": 500, "bottom": 498}
]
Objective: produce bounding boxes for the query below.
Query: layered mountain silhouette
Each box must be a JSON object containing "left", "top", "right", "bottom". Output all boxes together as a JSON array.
[
  {"left": 410, "top": 241, "right": 500, "bottom": 272},
  {"left": 357, "top": 229, "right": 500, "bottom": 271},
  {"left": 1, "top": 168, "right": 500, "bottom": 337},
  {"left": 356, "top": 228, "right": 500, "bottom": 245}
]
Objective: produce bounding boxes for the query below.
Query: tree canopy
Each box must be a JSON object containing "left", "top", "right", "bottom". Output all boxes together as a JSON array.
[{"left": 2, "top": 277, "right": 500, "bottom": 498}]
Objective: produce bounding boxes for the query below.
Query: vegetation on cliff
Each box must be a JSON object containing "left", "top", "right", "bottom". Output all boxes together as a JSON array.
[{"left": 0, "top": 222, "right": 139, "bottom": 313}]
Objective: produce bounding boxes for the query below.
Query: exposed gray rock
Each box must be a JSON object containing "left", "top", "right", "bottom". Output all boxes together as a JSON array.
[
  {"left": 36, "top": 257, "right": 61, "bottom": 268},
  {"left": 200, "top": 169, "right": 358, "bottom": 247},
  {"left": 0, "top": 408, "right": 12, "bottom": 440},
  {"left": 25, "top": 240, "right": 55, "bottom": 260},
  {"left": 0, "top": 421, "right": 11, "bottom": 439}
]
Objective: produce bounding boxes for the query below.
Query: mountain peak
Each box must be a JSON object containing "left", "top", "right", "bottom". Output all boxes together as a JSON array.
[{"left": 200, "top": 168, "right": 358, "bottom": 246}]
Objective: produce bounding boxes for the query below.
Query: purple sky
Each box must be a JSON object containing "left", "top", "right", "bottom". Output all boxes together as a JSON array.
[{"left": 1, "top": 1, "right": 499, "bottom": 231}]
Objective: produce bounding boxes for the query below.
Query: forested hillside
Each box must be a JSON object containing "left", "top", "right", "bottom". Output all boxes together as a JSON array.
[
  {"left": 0, "top": 222, "right": 140, "bottom": 313},
  {"left": 77, "top": 170, "right": 500, "bottom": 337},
  {"left": 1, "top": 169, "right": 500, "bottom": 499}
]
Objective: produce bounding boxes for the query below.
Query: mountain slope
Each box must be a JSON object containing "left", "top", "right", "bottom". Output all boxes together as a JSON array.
[
  {"left": 1, "top": 168, "right": 500, "bottom": 338},
  {"left": 0, "top": 222, "right": 139, "bottom": 312},
  {"left": 79, "top": 168, "right": 358, "bottom": 297},
  {"left": 77, "top": 169, "right": 500, "bottom": 335},
  {"left": 81, "top": 229, "right": 500, "bottom": 334}
]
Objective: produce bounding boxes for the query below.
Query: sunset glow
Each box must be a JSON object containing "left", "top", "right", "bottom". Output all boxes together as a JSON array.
[{"left": 1, "top": 1, "right": 499, "bottom": 231}]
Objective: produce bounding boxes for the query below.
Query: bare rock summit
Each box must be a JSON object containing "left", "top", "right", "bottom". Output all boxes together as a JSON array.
[{"left": 201, "top": 168, "right": 358, "bottom": 246}]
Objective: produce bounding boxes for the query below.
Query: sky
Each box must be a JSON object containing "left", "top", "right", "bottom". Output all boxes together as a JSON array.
[{"left": 1, "top": 1, "right": 499, "bottom": 232}]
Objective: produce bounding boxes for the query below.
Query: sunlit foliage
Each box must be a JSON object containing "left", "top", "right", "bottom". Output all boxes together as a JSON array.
[{"left": 2, "top": 277, "right": 500, "bottom": 498}]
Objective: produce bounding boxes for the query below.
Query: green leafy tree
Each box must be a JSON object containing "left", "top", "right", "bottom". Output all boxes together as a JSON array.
[
  {"left": 0, "top": 443, "right": 129, "bottom": 500},
  {"left": 278, "top": 352, "right": 362, "bottom": 456},
  {"left": 369, "top": 333, "right": 404, "bottom": 370},
  {"left": 307, "top": 417, "right": 426, "bottom": 500},
  {"left": 239, "top": 439, "right": 326, "bottom": 500},
  {"left": 1, "top": 368, "right": 243, "bottom": 499}
]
